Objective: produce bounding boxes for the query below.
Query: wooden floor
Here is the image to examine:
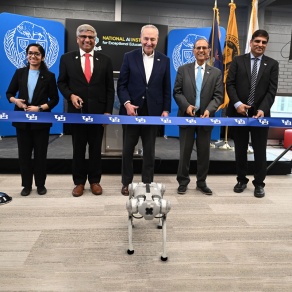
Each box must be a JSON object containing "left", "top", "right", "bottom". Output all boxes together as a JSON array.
[{"left": 0, "top": 173, "right": 292, "bottom": 292}]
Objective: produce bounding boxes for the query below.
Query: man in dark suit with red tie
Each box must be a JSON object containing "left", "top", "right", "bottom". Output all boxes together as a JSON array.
[
  {"left": 226, "top": 29, "right": 279, "bottom": 198},
  {"left": 117, "top": 24, "right": 171, "bottom": 196},
  {"left": 58, "top": 24, "right": 115, "bottom": 197}
]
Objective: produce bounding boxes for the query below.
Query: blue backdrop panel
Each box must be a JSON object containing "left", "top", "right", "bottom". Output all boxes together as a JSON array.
[
  {"left": 0, "top": 12, "right": 64, "bottom": 136},
  {"left": 166, "top": 27, "right": 226, "bottom": 140}
]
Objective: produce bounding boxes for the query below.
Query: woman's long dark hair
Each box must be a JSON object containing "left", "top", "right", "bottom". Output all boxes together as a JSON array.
[{"left": 25, "top": 43, "right": 48, "bottom": 71}]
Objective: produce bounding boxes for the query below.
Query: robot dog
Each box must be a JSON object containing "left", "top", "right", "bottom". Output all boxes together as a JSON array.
[{"left": 126, "top": 182, "right": 171, "bottom": 261}]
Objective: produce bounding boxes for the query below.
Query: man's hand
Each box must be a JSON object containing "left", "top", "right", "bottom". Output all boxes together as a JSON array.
[
  {"left": 200, "top": 110, "right": 210, "bottom": 118},
  {"left": 125, "top": 103, "right": 139, "bottom": 116},
  {"left": 237, "top": 103, "right": 251, "bottom": 116},
  {"left": 70, "top": 94, "right": 83, "bottom": 109},
  {"left": 186, "top": 105, "right": 196, "bottom": 116},
  {"left": 161, "top": 111, "right": 169, "bottom": 117},
  {"left": 253, "top": 110, "right": 264, "bottom": 118}
]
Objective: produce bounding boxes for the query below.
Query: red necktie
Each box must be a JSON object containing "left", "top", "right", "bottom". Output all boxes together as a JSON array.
[{"left": 84, "top": 53, "right": 91, "bottom": 83}]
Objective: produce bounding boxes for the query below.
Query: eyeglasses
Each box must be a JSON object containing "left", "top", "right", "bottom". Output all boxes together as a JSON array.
[
  {"left": 78, "top": 35, "right": 95, "bottom": 40},
  {"left": 253, "top": 39, "right": 268, "bottom": 45},
  {"left": 195, "top": 46, "right": 209, "bottom": 50},
  {"left": 27, "top": 51, "right": 41, "bottom": 57}
]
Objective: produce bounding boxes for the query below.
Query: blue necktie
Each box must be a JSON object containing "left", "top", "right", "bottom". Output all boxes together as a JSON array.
[{"left": 195, "top": 66, "right": 202, "bottom": 111}]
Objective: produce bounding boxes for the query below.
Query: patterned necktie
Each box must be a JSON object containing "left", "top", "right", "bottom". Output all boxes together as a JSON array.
[
  {"left": 247, "top": 57, "right": 259, "bottom": 106},
  {"left": 195, "top": 66, "right": 203, "bottom": 111},
  {"left": 84, "top": 53, "right": 91, "bottom": 83}
]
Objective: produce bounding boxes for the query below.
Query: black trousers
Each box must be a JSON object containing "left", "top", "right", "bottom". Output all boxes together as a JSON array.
[
  {"left": 71, "top": 124, "right": 104, "bottom": 185},
  {"left": 122, "top": 124, "right": 157, "bottom": 185},
  {"left": 232, "top": 125, "right": 269, "bottom": 187},
  {"left": 16, "top": 126, "right": 50, "bottom": 188}
]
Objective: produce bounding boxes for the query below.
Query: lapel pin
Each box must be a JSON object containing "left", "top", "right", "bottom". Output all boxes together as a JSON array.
[
  {"left": 75, "top": 56, "right": 78, "bottom": 59},
  {"left": 264, "top": 63, "right": 267, "bottom": 66}
]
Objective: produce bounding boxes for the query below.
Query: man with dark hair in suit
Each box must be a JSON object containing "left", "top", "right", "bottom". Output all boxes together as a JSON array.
[
  {"left": 226, "top": 29, "right": 279, "bottom": 198},
  {"left": 58, "top": 24, "right": 115, "bottom": 197},
  {"left": 173, "top": 38, "right": 223, "bottom": 196},
  {"left": 117, "top": 24, "right": 171, "bottom": 196}
]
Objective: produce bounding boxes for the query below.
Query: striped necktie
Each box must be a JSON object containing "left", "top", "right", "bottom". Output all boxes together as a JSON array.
[{"left": 247, "top": 57, "right": 259, "bottom": 106}]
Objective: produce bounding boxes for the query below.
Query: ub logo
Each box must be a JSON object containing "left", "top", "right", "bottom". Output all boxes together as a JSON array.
[
  {"left": 259, "top": 119, "right": 269, "bottom": 125},
  {"left": 172, "top": 34, "right": 206, "bottom": 71},
  {"left": 54, "top": 115, "right": 66, "bottom": 122},
  {"left": 25, "top": 114, "right": 37, "bottom": 120},
  {"left": 135, "top": 117, "right": 146, "bottom": 123},
  {"left": 210, "top": 118, "right": 221, "bottom": 124},
  {"left": 282, "top": 119, "right": 292, "bottom": 126},
  {"left": 0, "top": 113, "right": 8, "bottom": 119},
  {"left": 4, "top": 21, "right": 59, "bottom": 69},
  {"left": 109, "top": 117, "right": 120, "bottom": 123},
  {"left": 185, "top": 118, "right": 197, "bottom": 124},
  {"left": 234, "top": 119, "right": 246, "bottom": 125},
  {"left": 82, "top": 116, "right": 93, "bottom": 122},
  {"left": 160, "top": 118, "right": 171, "bottom": 124}
]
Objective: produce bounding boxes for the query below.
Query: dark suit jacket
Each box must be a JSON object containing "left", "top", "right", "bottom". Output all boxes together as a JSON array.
[
  {"left": 117, "top": 49, "right": 171, "bottom": 116},
  {"left": 6, "top": 66, "right": 59, "bottom": 129},
  {"left": 226, "top": 53, "right": 279, "bottom": 117},
  {"left": 173, "top": 62, "right": 223, "bottom": 129},
  {"left": 57, "top": 51, "right": 115, "bottom": 114}
]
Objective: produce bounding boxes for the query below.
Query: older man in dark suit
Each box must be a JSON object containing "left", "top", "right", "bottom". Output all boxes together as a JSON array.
[
  {"left": 117, "top": 24, "right": 171, "bottom": 196},
  {"left": 174, "top": 38, "right": 223, "bottom": 196},
  {"left": 226, "top": 29, "right": 279, "bottom": 198},
  {"left": 58, "top": 24, "right": 115, "bottom": 197}
]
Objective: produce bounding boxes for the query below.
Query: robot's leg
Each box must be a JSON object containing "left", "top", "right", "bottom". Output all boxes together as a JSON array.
[
  {"left": 127, "top": 215, "right": 134, "bottom": 255},
  {"left": 157, "top": 215, "right": 162, "bottom": 229},
  {"left": 158, "top": 192, "right": 165, "bottom": 229},
  {"left": 161, "top": 215, "right": 168, "bottom": 261}
]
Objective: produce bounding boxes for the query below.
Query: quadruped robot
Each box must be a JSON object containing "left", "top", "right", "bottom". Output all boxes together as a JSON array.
[{"left": 126, "top": 182, "right": 171, "bottom": 261}]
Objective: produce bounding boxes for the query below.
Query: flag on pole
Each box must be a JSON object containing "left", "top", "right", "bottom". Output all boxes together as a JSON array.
[
  {"left": 245, "top": 0, "right": 259, "bottom": 53},
  {"left": 289, "top": 30, "right": 292, "bottom": 60},
  {"left": 218, "top": 0, "right": 240, "bottom": 109},
  {"left": 208, "top": 0, "right": 223, "bottom": 74}
]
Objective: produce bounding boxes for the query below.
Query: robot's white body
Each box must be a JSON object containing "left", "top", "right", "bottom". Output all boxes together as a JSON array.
[{"left": 126, "top": 182, "right": 171, "bottom": 261}]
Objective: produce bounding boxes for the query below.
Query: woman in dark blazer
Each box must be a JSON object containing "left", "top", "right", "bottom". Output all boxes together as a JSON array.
[{"left": 6, "top": 43, "right": 59, "bottom": 196}]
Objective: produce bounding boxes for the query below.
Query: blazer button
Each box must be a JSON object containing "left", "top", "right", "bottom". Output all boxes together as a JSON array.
[{"left": 142, "top": 96, "right": 145, "bottom": 99}]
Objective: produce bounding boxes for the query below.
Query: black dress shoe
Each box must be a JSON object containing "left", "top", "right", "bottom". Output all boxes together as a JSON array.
[
  {"left": 21, "top": 187, "right": 32, "bottom": 196},
  {"left": 37, "top": 186, "right": 47, "bottom": 195},
  {"left": 233, "top": 182, "right": 247, "bottom": 193},
  {"left": 121, "top": 185, "right": 129, "bottom": 196},
  {"left": 254, "top": 186, "right": 265, "bottom": 198},
  {"left": 177, "top": 185, "right": 187, "bottom": 194},
  {"left": 196, "top": 186, "right": 212, "bottom": 195}
]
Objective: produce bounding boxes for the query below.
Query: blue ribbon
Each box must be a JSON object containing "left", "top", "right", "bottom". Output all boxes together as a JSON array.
[{"left": 0, "top": 111, "right": 292, "bottom": 128}]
